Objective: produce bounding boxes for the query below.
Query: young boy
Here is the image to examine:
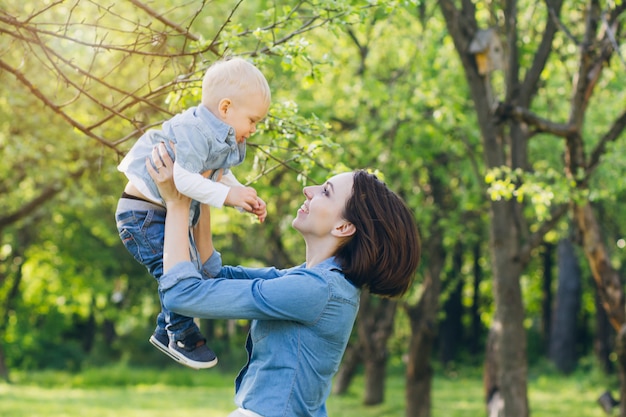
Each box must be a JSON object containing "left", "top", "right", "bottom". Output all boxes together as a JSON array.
[{"left": 115, "top": 57, "right": 270, "bottom": 369}]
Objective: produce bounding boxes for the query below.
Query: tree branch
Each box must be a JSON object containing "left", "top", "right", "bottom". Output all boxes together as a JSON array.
[
  {"left": 128, "top": 0, "right": 200, "bottom": 42},
  {"left": 0, "top": 58, "right": 121, "bottom": 152},
  {"left": 493, "top": 102, "right": 574, "bottom": 137},
  {"left": 568, "top": 1, "right": 612, "bottom": 129},
  {"left": 520, "top": 0, "right": 564, "bottom": 105},
  {"left": 0, "top": 164, "right": 87, "bottom": 229}
]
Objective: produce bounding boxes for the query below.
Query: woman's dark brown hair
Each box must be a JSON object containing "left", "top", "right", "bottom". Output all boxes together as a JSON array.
[{"left": 335, "top": 170, "right": 421, "bottom": 297}]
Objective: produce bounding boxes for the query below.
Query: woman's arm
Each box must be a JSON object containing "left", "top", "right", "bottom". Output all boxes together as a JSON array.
[
  {"left": 146, "top": 143, "right": 192, "bottom": 273},
  {"left": 219, "top": 264, "right": 291, "bottom": 280},
  {"left": 147, "top": 144, "right": 330, "bottom": 322},
  {"left": 163, "top": 199, "right": 192, "bottom": 273},
  {"left": 193, "top": 204, "right": 215, "bottom": 266},
  {"left": 162, "top": 266, "right": 332, "bottom": 322}
]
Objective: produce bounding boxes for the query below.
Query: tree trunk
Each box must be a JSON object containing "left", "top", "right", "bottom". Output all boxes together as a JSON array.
[
  {"left": 0, "top": 345, "right": 9, "bottom": 383},
  {"left": 404, "top": 149, "right": 450, "bottom": 416},
  {"left": 357, "top": 290, "right": 397, "bottom": 405},
  {"left": 200, "top": 318, "right": 215, "bottom": 344},
  {"left": 0, "top": 226, "right": 32, "bottom": 383},
  {"left": 363, "top": 356, "right": 387, "bottom": 405},
  {"left": 484, "top": 326, "right": 502, "bottom": 417},
  {"left": 489, "top": 200, "right": 529, "bottom": 417},
  {"left": 469, "top": 243, "right": 484, "bottom": 357},
  {"left": 574, "top": 203, "right": 626, "bottom": 415},
  {"left": 541, "top": 243, "right": 554, "bottom": 353},
  {"left": 439, "top": 243, "right": 464, "bottom": 365},
  {"left": 549, "top": 238, "right": 581, "bottom": 373},
  {"left": 437, "top": 3, "right": 533, "bottom": 413},
  {"left": 102, "top": 319, "right": 117, "bottom": 347},
  {"left": 616, "top": 325, "right": 626, "bottom": 417},
  {"left": 333, "top": 340, "right": 362, "bottom": 395},
  {"left": 574, "top": 204, "right": 625, "bottom": 330},
  {"left": 405, "top": 269, "right": 440, "bottom": 417},
  {"left": 594, "top": 291, "right": 614, "bottom": 374}
]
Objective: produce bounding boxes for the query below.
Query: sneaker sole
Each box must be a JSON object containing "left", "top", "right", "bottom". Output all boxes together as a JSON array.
[
  {"left": 149, "top": 336, "right": 218, "bottom": 370},
  {"left": 149, "top": 335, "right": 183, "bottom": 362}
]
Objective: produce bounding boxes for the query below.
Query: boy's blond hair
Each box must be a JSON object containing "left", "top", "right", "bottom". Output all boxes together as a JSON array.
[{"left": 201, "top": 57, "right": 271, "bottom": 110}]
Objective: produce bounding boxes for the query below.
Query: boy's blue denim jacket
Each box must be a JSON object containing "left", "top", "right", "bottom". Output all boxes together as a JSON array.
[
  {"left": 160, "top": 256, "right": 360, "bottom": 417},
  {"left": 118, "top": 105, "right": 245, "bottom": 205}
]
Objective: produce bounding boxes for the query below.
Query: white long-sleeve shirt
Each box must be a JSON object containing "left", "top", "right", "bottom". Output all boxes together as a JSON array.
[{"left": 173, "top": 163, "right": 243, "bottom": 208}]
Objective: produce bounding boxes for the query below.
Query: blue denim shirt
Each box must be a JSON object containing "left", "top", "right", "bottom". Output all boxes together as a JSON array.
[
  {"left": 117, "top": 105, "right": 246, "bottom": 205},
  {"left": 159, "top": 257, "right": 360, "bottom": 417}
]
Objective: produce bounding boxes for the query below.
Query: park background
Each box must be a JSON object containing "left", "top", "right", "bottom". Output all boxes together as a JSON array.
[{"left": 1, "top": 1, "right": 626, "bottom": 416}]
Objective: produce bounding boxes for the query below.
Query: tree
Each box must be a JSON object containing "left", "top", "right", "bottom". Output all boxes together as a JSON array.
[
  {"left": 357, "top": 291, "right": 398, "bottom": 405},
  {"left": 269, "top": 4, "right": 489, "bottom": 413},
  {"left": 549, "top": 237, "right": 582, "bottom": 373},
  {"left": 0, "top": 0, "right": 372, "bottom": 377},
  {"left": 438, "top": 1, "right": 626, "bottom": 416},
  {"left": 7, "top": 3, "right": 625, "bottom": 417}
]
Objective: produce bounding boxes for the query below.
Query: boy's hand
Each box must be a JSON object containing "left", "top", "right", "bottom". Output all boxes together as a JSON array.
[
  {"left": 251, "top": 197, "right": 267, "bottom": 223},
  {"left": 225, "top": 186, "right": 259, "bottom": 212}
]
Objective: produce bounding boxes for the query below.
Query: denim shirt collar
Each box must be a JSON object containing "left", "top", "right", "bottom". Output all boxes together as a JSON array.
[
  {"left": 307, "top": 256, "right": 343, "bottom": 274},
  {"left": 195, "top": 104, "right": 233, "bottom": 143}
]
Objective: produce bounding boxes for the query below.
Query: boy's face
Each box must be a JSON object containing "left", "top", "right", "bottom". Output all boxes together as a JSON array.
[{"left": 220, "top": 93, "right": 268, "bottom": 144}]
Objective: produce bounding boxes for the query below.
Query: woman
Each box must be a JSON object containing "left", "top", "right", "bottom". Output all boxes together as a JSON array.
[{"left": 148, "top": 143, "right": 421, "bottom": 417}]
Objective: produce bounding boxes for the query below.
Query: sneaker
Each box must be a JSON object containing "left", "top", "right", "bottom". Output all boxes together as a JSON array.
[
  {"left": 149, "top": 331, "right": 181, "bottom": 363},
  {"left": 168, "top": 334, "right": 218, "bottom": 370}
]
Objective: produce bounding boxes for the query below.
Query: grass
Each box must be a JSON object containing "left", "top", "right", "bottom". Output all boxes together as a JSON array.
[{"left": 0, "top": 363, "right": 616, "bottom": 416}]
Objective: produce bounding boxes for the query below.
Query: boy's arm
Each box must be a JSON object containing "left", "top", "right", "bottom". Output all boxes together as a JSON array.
[
  {"left": 174, "top": 163, "right": 230, "bottom": 207},
  {"left": 219, "top": 170, "right": 244, "bottom": 188},
  {"left": 174, "top": 164, "right": 260, "bottom": 212}
]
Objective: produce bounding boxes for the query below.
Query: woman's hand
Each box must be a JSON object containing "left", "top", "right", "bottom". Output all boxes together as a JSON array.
[{"left": 146, "top": 142, "right": 190, "bottom": 207}]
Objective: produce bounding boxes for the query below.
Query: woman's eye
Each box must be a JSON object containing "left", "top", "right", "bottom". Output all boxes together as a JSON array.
[{"left": 322, "top": 186, "right": 329, "bottom": 196}]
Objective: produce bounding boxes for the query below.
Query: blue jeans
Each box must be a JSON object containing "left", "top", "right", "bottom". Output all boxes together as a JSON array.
[{"left": 115, "top": 197, "right": 203, "bottom": 343}]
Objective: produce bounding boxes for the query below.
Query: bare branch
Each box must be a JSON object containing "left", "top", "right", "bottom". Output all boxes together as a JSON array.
[
  {"left": 128, "top": 0, "right": 200, "bottom": 42},
  {"left": 568, "top": 1, "right": 616, "bottom": 129},
  {"left": 0, "top": 58, "right": 120, "bottom": 152},
  {"left": 493, "top": 102, "right": 573, "bottom": 137},
  {"left": 520, "top": 0, "right": 565, "bottom": 105},
  {"left": 602, "top": 5, "right": 626, "bottom": 67},
  {"left": 0, "top": 0, "right": 360, "bottom": 173},
  {"left": 0, "top": 163, "right": 88, "bottom": 229},
  {"left": 246, "top": 144, "right": 312, "bottom": 184}
]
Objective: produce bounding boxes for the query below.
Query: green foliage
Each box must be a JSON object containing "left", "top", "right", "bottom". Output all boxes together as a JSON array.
[
  {"left": 2, "top": 0, "right": 626, "bottom": 401},
  {"left": 485, "top": 164, "right": 574, "bottom": 221}
]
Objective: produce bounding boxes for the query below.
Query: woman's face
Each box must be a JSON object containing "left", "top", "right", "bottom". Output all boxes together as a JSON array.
[{"left": 292, "top": 172, "right": 354, "bottom": 238}]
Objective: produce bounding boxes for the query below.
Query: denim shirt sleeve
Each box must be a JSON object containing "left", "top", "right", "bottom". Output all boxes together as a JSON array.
[
  {"left": 219, "top": 264, "right": 295, "bottom": 280},
  {"left": 199, "top": 250, "right": 289, "bottom": 280},
  {"left": 159, "top": 261, "right": 331, "bottom": 323}
]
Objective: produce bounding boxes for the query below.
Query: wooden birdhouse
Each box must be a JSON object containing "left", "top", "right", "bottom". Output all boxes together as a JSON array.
[{"left": 469, "top": 28, "right": 504, "bottom": 75}]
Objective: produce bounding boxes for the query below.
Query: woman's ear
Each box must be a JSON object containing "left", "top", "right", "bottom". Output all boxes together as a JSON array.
[
  {"left": 218, "top": 98, "right": 231, "bottom": 118},
  {"left": 332, "top": 221, "right": 356, "bottom": 238}
]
